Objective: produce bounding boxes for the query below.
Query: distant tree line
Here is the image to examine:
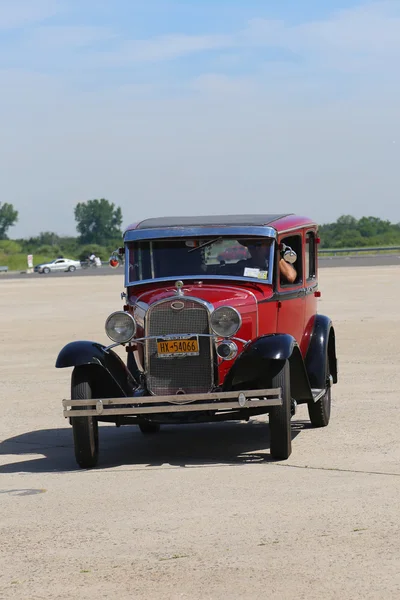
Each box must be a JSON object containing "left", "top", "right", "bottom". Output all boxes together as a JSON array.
[
  {"left": 318, "top": 215, "right": 400, "bottom": 248},
  {"left": 0, "top": 199, "right": 123, "bottom": 268},
  {"left": 1, "top": 200, "right": 400, "bottom": 267},
  {"left": 0, "top": 198, "right": 123, "bottom": 263}
]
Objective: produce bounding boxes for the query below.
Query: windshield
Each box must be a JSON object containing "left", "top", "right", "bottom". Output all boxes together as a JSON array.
[{"left": 127, "top": 237, "right": 274, "bottom": 284}]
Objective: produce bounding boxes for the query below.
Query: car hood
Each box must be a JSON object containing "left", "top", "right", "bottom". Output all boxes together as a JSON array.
[{"left": 129, "top": 281, "right": 274, "bottom": 340}]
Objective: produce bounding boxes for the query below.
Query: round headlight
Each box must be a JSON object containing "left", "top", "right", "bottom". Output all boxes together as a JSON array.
[
  {"left": 105, "top": 311, "right": 136, "bottom": 344},
  {"left": 211, "top": 306, "right": 241, "bottom": 338}
]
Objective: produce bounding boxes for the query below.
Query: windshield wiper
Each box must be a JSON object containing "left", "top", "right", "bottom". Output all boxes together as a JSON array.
[{"left": 188, "top": 237, "right": 222, "bottom": 253}]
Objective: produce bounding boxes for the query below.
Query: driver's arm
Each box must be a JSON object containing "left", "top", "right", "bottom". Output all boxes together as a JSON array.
[{"left": 279, "top": 259, "right": 297, "bottom": 283}]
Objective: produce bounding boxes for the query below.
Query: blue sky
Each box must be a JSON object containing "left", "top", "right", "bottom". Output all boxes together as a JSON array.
[{"left": 1, "top": 0, "right": 400, "bottom": 237}]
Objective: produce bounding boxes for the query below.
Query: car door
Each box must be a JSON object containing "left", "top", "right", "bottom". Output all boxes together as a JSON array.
[
  {"left": 54, "top": 259, "right": 66, "bottom": 271},
  {"left": 301, "top": 229, "right": 318, "bottom": 355},
  {"left": 276, "top": 232, "right": 306, "bottom": 346}
]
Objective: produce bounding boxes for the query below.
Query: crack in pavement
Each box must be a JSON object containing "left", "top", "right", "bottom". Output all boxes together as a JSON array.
[{"left": 275, "top": 463, "right": 400, "bottom": 477}]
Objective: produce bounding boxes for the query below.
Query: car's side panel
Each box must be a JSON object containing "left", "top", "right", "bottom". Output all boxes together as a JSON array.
[
  {"left": 305, "top": 315, "right": 338, "bottom": 389},
  {"left": 302, "top": 228, "right": 319, "bottom": 355},
  {"left": 275, "top": 231, "right": 306, "bottom": 344},
  {"left": 223, "top": 333, "right": 313, "bottom": 403},
  {"left": 276, "top": 294, "right": 305, "bottom": 346},
  {"left": 56, "top": 341, "right": 135, "bottom": 396}
]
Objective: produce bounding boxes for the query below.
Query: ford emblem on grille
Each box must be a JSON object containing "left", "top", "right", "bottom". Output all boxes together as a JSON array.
[{"left": 171, "top": 301, "right": 185, "bottom": 311}]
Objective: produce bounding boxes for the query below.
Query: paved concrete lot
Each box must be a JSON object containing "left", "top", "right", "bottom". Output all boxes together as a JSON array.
[{"left": 0, "top": 268, "right": 399, "bottom": 599}]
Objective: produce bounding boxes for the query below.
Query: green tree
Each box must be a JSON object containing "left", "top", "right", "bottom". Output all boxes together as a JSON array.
[
  {"left": 0, "top": 202, "right": 18, "bottom": 240},
  {"left": 35, "top": 231, "right": 61, "bottom": 246},
  {"left": 74, "top": 199, "right": 123, "bottom": 244},
  {"left": 319, "top": 215, "right": 400, "bottom": 248}
]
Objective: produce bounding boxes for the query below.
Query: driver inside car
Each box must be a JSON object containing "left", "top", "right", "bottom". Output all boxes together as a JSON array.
[{"left": 223, "top": 240, "right": 297, "bottom": 283}]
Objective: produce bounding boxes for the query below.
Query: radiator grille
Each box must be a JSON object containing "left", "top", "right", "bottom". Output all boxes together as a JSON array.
[{"left": 146, "top": 299, "right": 213, "bottom": 395}]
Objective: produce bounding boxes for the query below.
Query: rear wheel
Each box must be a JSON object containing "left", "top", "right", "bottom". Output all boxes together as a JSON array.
[
  {"left": 269, "top": 360, "right": 292, "bottom": 460},
  {"left": 68, "top": 265, "right": 76, "bottom": 272},
  {"left": 139, "top": 422, "right": 160, "bottom": 434},
  {"left": 308, "top": 357, "right": 331, "bottom": 428},
  {"left": 71, "top": 367, "right": 99, "bottom": 468}
]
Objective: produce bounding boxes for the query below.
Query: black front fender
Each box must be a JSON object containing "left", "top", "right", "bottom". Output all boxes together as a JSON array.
[
  {"left": 56, "top": 341, "right": 134, "bottom": 397},
  {"left": 223, "top": 334, "right": 313, "bottom": 404},
  {"left": 305, "top": 315, "right": 338, "bottom": 389}
]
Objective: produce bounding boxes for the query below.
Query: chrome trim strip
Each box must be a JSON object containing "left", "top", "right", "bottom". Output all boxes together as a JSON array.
[
  {"left": 148, "top": 294, "right": 214, "bottom": 314},
  {"left": 124, "top": 225, "right": 277, "bottom": 242},
  {"left": 279, "top": 224, "right": 315, "bottom": 235}
]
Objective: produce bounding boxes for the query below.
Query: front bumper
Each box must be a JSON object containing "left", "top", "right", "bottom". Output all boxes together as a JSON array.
[{"left": 62, "top": 388, "right": 282, "bottom": 418}]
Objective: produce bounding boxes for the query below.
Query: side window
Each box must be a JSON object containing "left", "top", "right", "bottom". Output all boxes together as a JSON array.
[
  {"left": 279, "top": 234, "right": 303, "bottom": 286},
  {"left": 305, "top": 231, "right": 316, "bottom": 281}
]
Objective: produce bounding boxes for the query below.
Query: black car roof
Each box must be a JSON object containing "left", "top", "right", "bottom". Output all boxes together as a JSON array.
[{"left": 134, "top": 214, "right": 292, "bottom": 230}]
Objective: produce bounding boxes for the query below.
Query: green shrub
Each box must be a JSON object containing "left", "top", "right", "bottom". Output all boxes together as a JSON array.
[
  {"left": 0, "top": 240, "right": 22, "bottom": 254},
  {"left": 0, "top": 253, "right": 54, "bottom": 271}
]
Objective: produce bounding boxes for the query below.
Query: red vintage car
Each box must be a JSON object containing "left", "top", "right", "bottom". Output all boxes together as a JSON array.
[{"left": 57, "top": 214, "right": 338, "bottom": 468}]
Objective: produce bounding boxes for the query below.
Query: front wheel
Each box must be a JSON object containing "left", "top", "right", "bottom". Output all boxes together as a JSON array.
[
  {"left": 43, "top": 267, "right": 50, "bottom": 274},
  {"left": 71, "top": 367, "right": 99, "bottom": 468},
  {"left": 269, "top": 360, "right": 292, "bottom": 460}
]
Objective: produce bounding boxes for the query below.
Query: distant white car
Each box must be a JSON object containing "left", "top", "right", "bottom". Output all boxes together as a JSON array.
[{"left": 37, "top": 258, "right": 81, "bottom": 274}]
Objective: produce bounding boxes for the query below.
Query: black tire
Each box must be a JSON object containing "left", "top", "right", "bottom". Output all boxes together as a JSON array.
[
  {"left": 139, "top": 422, "right": 160, "bottom": 434},
  {"left": 308, "top": 358, "right": 331, "bottom": 428},
  {"left": 269, "top": 360, "right": 292, "bottom": 460},
  {"left": 68, "top": 265, "right": 76, "bottom": 272},
  {"left": 71, "top": 367, "right": 99, "bottom": 468},
  {"left": 43, "top": 267, "right": 50, "bottom": 274}
]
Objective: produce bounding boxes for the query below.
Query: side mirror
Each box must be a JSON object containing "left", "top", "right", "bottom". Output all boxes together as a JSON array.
[
  {"left": 109, "top": 248, "right": 124, "bottom": 268},
  {"left": 109, "top": 256, "right": 120, "bottom": 268},
  {"left": 280, "top": 244, "right": 297, "bottom": 264}
]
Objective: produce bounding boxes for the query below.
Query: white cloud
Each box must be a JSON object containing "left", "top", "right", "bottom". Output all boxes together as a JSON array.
[
  {"left": 0, "top": 0, "right": 60, "bottom": 29},
  {"left": 96, "top": 33, "right": 233, "bottom": 66},
  {"left": 244, "top": 2, "right": 400, "bottom": 62},
  {"left": 2, "top": 64, "right": 399, "bottom": 238},
  {"left": 65, "top": 1, "right": 400, "bottom": 70},
  {"left": 2, "top": 1, "right": 400, "bottom": 237},
  {"left": 28, "top": 25, "right": 118, "bottom": 49}
]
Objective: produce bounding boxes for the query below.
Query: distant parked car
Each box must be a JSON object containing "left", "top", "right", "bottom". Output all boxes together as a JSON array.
[
  {"left": 37, "top": 258, "right": 81, "bottom": 274},
  {"left": 34, "top": 263, "right": 46, "bottom": 273}
]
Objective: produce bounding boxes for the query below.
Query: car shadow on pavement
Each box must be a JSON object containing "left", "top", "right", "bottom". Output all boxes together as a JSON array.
[{"left": 0, "top": 420, "right": 307, "bottom": 473}]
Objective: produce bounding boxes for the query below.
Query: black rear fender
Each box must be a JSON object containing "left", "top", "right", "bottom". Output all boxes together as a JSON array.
[
  {"left": 223, "top": 334, "right": 313, "bottom": 404},
  {"left": 305, "top": 316, "right": 338, "bottom": 389},
  {"left": 56, "top": 341, "right": 135, "bottom": 397}
]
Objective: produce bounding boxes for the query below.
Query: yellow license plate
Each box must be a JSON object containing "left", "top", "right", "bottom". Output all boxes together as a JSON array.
[{"left": 157, "top": 336, "right": 199, "bottom": 357}]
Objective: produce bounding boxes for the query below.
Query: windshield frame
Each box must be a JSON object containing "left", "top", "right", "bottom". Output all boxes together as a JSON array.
[{"left": 124, "top": 226, "right": 277, "bottom": 287}]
